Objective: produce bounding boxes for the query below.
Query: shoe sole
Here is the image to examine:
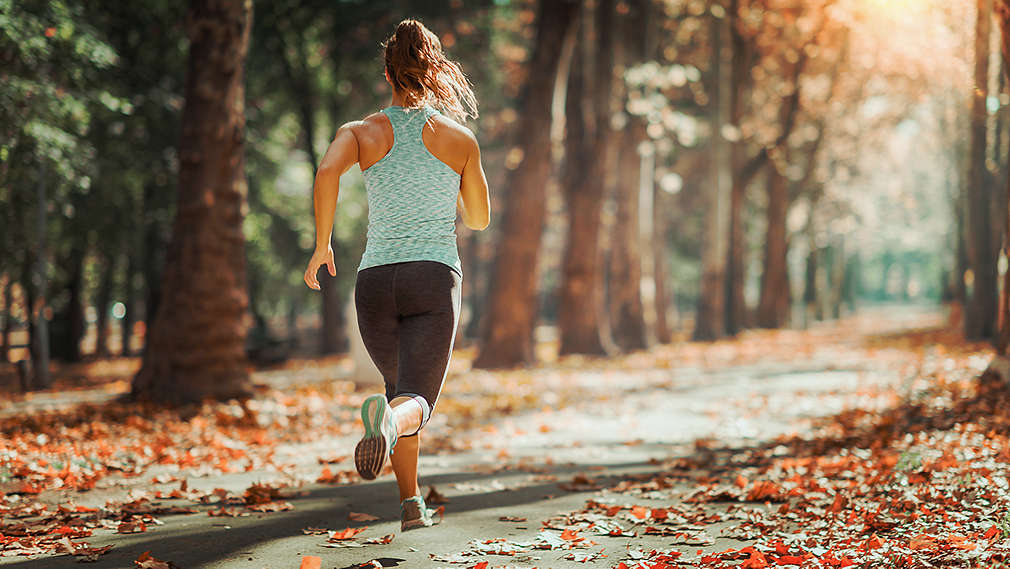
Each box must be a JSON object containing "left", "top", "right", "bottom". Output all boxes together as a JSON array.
[
  {"left": 355, "top": 395, "right": 390, "bottom": 480},
  {"left": 402, "top": 506, "right": 443, "bottom": 531}
]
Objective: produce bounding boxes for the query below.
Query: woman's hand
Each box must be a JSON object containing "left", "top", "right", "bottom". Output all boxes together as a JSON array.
[{"left": 304, "top": 246, "right": 337, "bottom": 290}]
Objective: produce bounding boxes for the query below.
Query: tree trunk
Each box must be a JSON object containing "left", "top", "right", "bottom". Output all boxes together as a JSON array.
[
  {"left": 607, "top": 0, "right": 651, "bottom": 352},
  {"left": 21, "top": 255, "right": 38, "bottom": 387},
  {"left": 694, "top": 6, "right": 733, "bottom": 341},
  {"left": 756, "top": 165, "right": 790, "bottom": 328},
  {"left": 30, "top": 160, "right": 51, "bottom": 389},
  {"left": 1, "top": 275, "right": 12, "bottom": 362},
  {"left": 994, "top": 0, "right": 1010, "bottom": 355},
  {"left": 653, "top": 183, "right": 673, "bottom": 343},
  {"left": 122, "top": 240, "right": 137, "bottom": 357},
  {"left": 94, "top": 251, "right": 116, "bottom": 358},
  {"left": 558, "top": 0, "right": 615, "bottom": 357},
  {"left": 610, "top": 124, "right": 650, "bottom": 351},
  {"left": 725, "top": 0, "right": 750, "bottom": 336},
  {"left": 803, "top": 237, "right": 818, "bottom": 327},
  {"left": 829, "top": 237, "right": 846, "bottom": 319},
  {"left": 966, "top": 0, "right": 998, "bottom": 342},
  {"left": 473, "top": 0, "right": 580, "bottom": 369},
  {"left": 52, "top": 248, "right": 85, "bottom": 362},
  {"left": 141, "top": 181, "right": 165, "bottom": 356},
  {"left": 132, "top": 0, "right": 254, "bottom": 404}
]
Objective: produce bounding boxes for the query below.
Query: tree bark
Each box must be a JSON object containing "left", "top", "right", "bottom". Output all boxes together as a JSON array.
[
  {"left": 966, "top": 0, "right": 998, "bottom": 342},
  {"left": 132, "top": 0, "right": 254, "bottom": 403},
  {"left": 609, "top": 131, "right": 648, "bottom": 349},
  {"left": 610, "top": 124, "right": 650, "bottom": 350},
  {"left": 1, "top": 275, "right": 11, "bottom": 362},
  {"left": 558, "top": 0, "right": 615, "bottom": 357},
  {"left": 141, "top": 181, "right": 165, "bottom": 356},
  {"left": 694, "top": 6, "right": 733, "bottom": 341},
  {"left": 94, "top": 251, "right": 116, "bottom": 358},
  {"left": 756, "top": 165, "right": 791, "bottom": 328},
  {"left": 473, "top": 0, "right": 580, "bottom": 369},
  {"left": 994, "top": 0, "right": 1010, "bottom": 355},
  {"left": 608, "top": 0, "right": 651, "bottom": 352},
  {"left": 725, "top": 0, "right": 750, "bottom": 336},
  {"left": 829, "top": 237, "right": 846, "bottom": 319},
  {"left": 52, "top": 248, "right": 85, "bottom": 362},
  {"left": 653, "top": 183, "right": 673, "bottom": 343},
  {"left": 803, "top": 239, "right": 818, "bottom": 326},
  {"left": 30, "top": 160, "right": 51, "bottom": 389},
  {"left": 122, "top": 235, "right": 137, "bottom": 357}
]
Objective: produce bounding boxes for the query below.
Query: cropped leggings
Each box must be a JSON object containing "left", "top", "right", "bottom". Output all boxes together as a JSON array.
[{"left": 354, "top": 261, "right": 462, "bottom": 436}]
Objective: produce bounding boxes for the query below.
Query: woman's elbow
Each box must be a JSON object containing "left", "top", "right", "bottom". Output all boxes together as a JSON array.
[{"left": 465, "top": 214, "right": 490, "bottom": 231}]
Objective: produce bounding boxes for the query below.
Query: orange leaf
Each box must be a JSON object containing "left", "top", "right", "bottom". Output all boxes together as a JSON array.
[
  {"left": 630, "top": 505, "right": 649, "bottom": 519},
  {"left": 740, "top": 550, "right": 768, "bottom": 568},
  {"left": 827, "top": 493, "right": 847, "bottom": 513},
  {"left": 299, "top": 556, "right": 322, "bottom": 569},
  {"left": 329, "top": 527, "right": 367, "bottom": 541}
]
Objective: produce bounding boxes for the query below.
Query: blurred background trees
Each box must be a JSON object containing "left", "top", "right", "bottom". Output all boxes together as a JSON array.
[{"left": 1, "top": 0, "right": 1007, "bottom": 399}]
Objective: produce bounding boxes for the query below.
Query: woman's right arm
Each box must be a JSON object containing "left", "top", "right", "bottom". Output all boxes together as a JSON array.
[
  {"left": 304, "top": 123, "right": 359, "bottom": 290},
  {"left": 458, "top": 131, "right": 490, "bottom": 231}
]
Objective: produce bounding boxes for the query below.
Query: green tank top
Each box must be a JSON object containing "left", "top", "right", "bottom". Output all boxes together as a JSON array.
[{"left": 358, "top": 104, "right": 463, "bottom": 277}]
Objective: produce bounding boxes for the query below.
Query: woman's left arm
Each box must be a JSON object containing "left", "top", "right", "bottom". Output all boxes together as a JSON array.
[{"left": 304, "top": 124, "right": 359, "bottom": 291}]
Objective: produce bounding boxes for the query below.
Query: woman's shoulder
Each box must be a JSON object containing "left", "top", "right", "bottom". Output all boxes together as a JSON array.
[{"left": 427, "top": 112, "right": 477, "bottom": 148}]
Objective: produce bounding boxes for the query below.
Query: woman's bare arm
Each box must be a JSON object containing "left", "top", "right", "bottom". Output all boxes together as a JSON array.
[
  {"left": 458, "top": 130, "right": 490, "bottom": 231},
  {"left": 304, "top": 124, "right": 359, "bottom": 290}
]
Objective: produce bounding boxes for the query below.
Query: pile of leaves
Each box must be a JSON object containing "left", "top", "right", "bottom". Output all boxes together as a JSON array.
[
  {"left": 586, "top": 343, "right": 1010, "bottom": 567},
  {"left": 0, "top": 478, "right": 308, "bottom": 558}
]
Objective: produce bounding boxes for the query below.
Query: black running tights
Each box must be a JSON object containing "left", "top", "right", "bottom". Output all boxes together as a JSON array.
[{"left": 354, "top": 261, "right": 462, "bottom": 436}]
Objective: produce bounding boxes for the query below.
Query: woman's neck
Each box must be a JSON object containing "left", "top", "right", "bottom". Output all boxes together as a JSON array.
[{"left": 390, "top": 90, "right": 407, "bottom": 107}]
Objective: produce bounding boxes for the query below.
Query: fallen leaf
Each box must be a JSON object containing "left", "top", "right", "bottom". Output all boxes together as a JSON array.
[
  {"left": 134, "top": 551, "right": 176, "bottom": 569},
  {"left": 328, "top": 527, "right": 367, "bottom": 541}
]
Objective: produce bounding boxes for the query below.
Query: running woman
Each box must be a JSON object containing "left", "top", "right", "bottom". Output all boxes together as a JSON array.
[{"left": 303, "top": 19, "right": 490, "bottom": 531}]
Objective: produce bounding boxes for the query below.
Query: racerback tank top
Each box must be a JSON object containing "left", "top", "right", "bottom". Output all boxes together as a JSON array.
[{"left": 358, "top": 104, "right": 463, "bottom": 277}]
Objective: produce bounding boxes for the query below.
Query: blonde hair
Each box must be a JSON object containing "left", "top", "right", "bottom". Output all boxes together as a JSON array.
[{"left": 383, "top": 19, "right": 478, "bottom": 122}]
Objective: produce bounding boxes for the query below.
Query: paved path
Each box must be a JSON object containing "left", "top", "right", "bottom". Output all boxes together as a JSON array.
[{"left": 0, "top": 307, "right": 937, "bottom": 568}]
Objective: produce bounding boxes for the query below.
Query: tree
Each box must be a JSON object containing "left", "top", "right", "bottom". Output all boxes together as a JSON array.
[
  {"left": 473, "top": 0, "right": 581, "bottom": 368},
  {"left": 608, "top": 0, "right": 653, "bottom": 352},
  {"left": 756, "top": 164, "right": 791, "bottom": 328},
  {"left": 985, "top": 0, "right": 1010, "bottom": 383},
  {"left": 558, "top": 0, "right": 617, "bottom": 356},
  {"left": 132, "top": 0, "right": 254, "bottom": 404},
  {"left": 724, "top": 0, "right": 752, "bottom": 336},
  {"left": 557, "top": 0, "right": 618, "bottom": 355},
  {"left": 693, "top": 2, "right": 733, "bottom": 341},
  {"left": 966, "top": 0, "right": 998, "bottom": 342}
]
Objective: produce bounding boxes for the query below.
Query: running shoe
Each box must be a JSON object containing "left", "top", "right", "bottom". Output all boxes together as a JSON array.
[
  {"left": 354, "top": 394, "right": 398, "bottom": 480},
  {"left": 400, "top": 495, "right": 442, "bottom": 531}
]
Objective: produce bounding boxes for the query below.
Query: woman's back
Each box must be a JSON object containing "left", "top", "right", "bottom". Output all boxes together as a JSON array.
[{"left": 355, "top": 104, "right": 467, "bottom": 276}]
